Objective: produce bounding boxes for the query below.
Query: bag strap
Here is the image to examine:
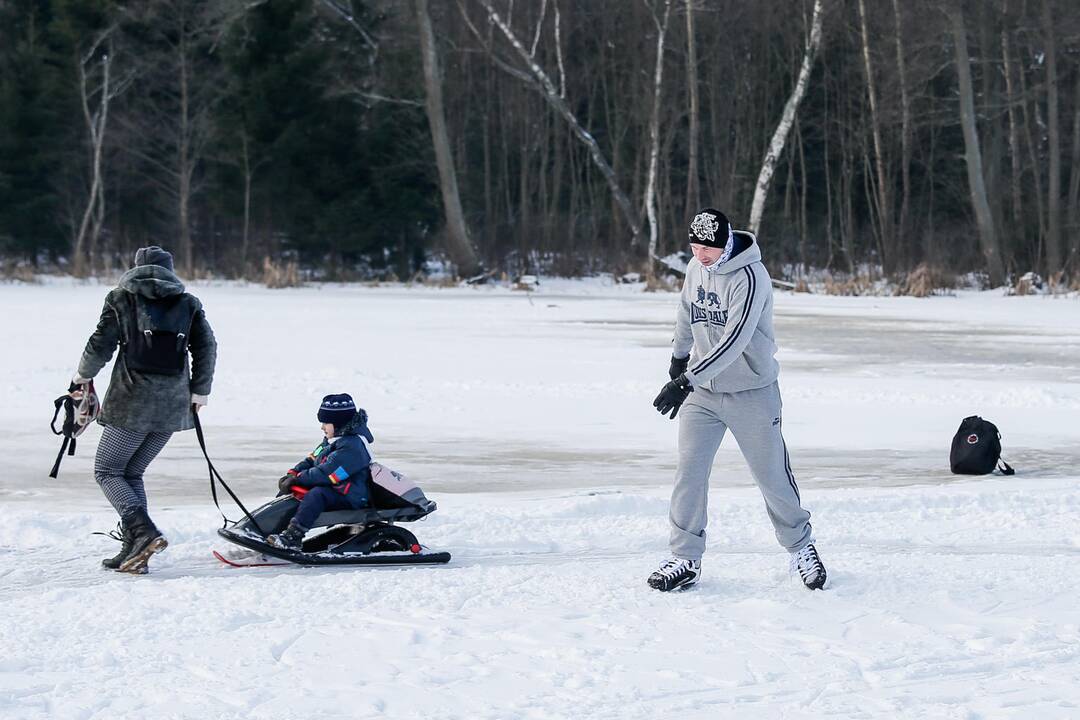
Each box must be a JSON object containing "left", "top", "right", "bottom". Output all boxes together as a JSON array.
[
  {"left": 48, "top": 395, "right": 77, "bottom": 478},
  {"left": 49, "top": 435, "right": 73, "bottom": 479},
  {"left": 192, "top": 409, "right": 268, "bottom": 537},
  {"left": 997, "top": 460, "right": 1015, "bottom": 476},
  {"left": 181, "top": 295, "right": 198, "bottom": 337},
  {"left": 176, "top": 300, "right": 198, "bottom": 352},
  {"left": 51, "top": 395, "right": 70, "bottom": 436}
]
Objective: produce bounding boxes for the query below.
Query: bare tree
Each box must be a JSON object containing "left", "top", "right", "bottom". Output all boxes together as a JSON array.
[
  {"left": 235, "top": 130, "right": 266, "bottom": 273},
  {"left": 462, "top": 0, "right": 642, "bottom": 246},
  {"left": 1001, "top": 7, "right": 1024, "bottom": 235},
  {"left": 117, "top": 0, "right": 230, "bottom": 275},
  {"left": 891, "top": 0, "right": 911, "bottom": 256},
  {"left": 684, "top": 0, "right": 700, "bottom": 220},
  {"left": 1040, "top": 0, "right": 1062, "bottom": 277},
  {"left": 1017, "top": 45, "right": 1047, "bottom": 249},
  {"left": 857, "top": 0, "right": 893, "bottom": 273},
  {"left": 416, "top": 0, "right": 482, "bottom": 277},
  {"left": 73, "top": 28, "right": 124, "bottom": 277},
  {"left": 15, "top": 0, "right": 1080, "bottom": 283},
  {"left": 748, "top": 0, "right": 824, "bottom": 235},
  {"left": 948, "top": 3, "right": 1005, "bottom": 286},
  {"left": 1068, "top": 67, "right": 1080, "bottom": 274},
  {"left": 644, "top": 0, "right": 673, "bottom": 277}
]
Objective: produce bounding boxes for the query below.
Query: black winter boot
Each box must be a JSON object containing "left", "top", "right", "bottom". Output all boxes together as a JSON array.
[
  {"left": 267, "top": 521, "right": 308, "bottom": 552},
  {"left": 117, "top": 508, "right": 168, "bottom": 573},
  {"left": 98, "top": 522, "right": 134, "bottom": 570}
]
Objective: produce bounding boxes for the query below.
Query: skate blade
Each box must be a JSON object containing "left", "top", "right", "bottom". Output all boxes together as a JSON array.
[
  {"left": 118, "top": 536, "right": 168, "bottom": 574},
  {"left": 794, "top": 569, "right": 828, "bottom": 591}
]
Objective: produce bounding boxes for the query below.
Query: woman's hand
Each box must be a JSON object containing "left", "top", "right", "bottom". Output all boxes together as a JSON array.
[{"left": 67, "top": 380, "right": 86, "bottom": 401}]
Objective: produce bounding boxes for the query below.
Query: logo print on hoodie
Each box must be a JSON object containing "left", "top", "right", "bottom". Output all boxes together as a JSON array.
[{"left": 692, "top": 285, "right": 728, "bottom": 326}]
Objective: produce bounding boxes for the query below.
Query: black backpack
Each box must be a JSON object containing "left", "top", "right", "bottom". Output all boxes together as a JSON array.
[
  {"left": 123, "top": 295, "right": 198, "bottom": 375},
  {"left": 950, "top": 416, "right": 1015, "bottom": 476}
]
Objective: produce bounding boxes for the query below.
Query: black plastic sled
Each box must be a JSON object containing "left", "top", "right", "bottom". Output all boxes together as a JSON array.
[{"left": 216, "top": 463, "right": 451, "bottom": 567}]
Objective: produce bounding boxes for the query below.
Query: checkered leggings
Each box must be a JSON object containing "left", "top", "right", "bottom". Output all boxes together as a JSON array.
[{"left": 93, "top": 426, "right": 173, "bottom": 516}]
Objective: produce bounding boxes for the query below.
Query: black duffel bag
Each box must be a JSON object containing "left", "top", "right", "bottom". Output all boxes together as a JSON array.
[{"left": 950, "top": 416, "right": 1015, "bottom": 475}]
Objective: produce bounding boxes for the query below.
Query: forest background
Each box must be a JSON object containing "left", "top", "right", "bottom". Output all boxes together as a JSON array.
[{"left": 2, "top": 0, "right": 1079, "bottom": 292}]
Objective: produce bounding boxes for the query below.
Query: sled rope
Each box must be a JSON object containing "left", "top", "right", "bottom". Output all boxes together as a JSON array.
[{"left": 192, "top": 409, "right": 268, "bottom": 537}]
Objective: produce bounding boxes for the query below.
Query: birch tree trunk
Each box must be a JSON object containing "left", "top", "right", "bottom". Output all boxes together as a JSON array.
[
  {"left": 645, "top": 0, "right": 673, "bottom": 277},
  {"left": 948, "top": 4, "right": 1005, "bottom": 286},
  {"left": 748, "top": 0, "right": 823, "bottom": 235},
  {"left": 416, "top": 0, "right": 482, "bottom": 277}
]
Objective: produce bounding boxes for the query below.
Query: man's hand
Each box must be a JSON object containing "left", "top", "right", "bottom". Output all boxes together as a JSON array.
[
  {"left": 668, "top": 355, "right": 689, "bottom": 380},
  {"left": 653, "top": 373, "right": 694, "bottom": 419}
]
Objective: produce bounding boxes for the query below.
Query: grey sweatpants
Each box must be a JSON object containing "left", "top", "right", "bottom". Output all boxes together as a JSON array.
[
  {"left": 669, "top": 381, "right": 812, "bottom": 560},
  {"left": 94, "top": 425, "right": 173, "bottom": 517}
]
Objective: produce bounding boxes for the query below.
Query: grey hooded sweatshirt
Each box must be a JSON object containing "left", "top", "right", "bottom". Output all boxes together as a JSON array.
[
  {"left": 673, "top": 232, "right": 779, "bottom": 393},
  {"left": 77, "top": 265, "right": 217, "bottom": 433}
]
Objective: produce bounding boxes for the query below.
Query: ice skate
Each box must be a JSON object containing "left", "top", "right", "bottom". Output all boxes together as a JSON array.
[
  {"left": 647, "top": 557, "right": 701, "bottom": 591},
  {"left": 791, "top": 543, "right": 827, "bottom": 590}
]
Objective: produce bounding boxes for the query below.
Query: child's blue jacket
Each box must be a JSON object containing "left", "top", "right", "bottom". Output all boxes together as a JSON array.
[{"left": 290, "top": 433, "right": 372, "bottom": 507}]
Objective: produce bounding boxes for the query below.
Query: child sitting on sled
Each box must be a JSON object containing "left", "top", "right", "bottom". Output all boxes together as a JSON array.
[{"left": 267, "top": 393, "right": 374, "bottom": 551}]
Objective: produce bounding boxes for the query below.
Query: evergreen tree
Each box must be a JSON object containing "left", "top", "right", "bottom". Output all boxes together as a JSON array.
[
  {"left": 0, "top": 0, "right": 70, "bottom": 260},
  {"left": 212, "top": 0, "right": 435, "bottom": 274}
]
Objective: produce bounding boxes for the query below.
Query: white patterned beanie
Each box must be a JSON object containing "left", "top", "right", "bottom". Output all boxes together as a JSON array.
[{"left": 690, "top": 208, "right": 738, "bottom": 267}]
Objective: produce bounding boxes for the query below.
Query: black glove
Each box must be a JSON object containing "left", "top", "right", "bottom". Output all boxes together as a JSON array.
[
  {"left": 653, "top": 373, "right": 694, "bottom": 419},
  {"left": 278, "top": 473, "right": 298, "bottom": 495},
  {"left": 668, "top": 355, "right": 689, "bottom": 380}
]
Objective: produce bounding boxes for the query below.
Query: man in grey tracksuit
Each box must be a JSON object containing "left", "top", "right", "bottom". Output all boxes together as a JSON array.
[{"left": 648, "top": 208, "right": 826, "bottom": 592}]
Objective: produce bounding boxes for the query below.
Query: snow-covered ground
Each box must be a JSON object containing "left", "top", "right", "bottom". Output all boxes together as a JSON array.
[{"left": 2, "top": 278, "right": 1079, "bottom": 719}]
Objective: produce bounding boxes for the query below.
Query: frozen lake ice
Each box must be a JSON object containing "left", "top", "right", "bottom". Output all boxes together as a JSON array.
[{"left": 4, "top": 280, "right": 1078, "bottom": 504}]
